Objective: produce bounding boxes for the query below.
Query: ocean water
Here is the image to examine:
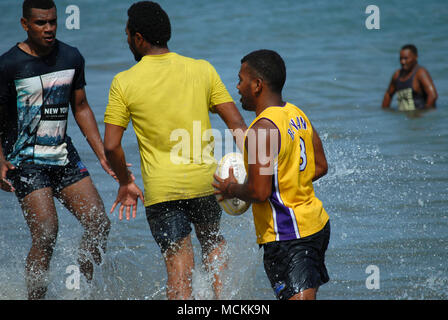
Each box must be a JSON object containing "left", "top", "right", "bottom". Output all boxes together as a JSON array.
[{"left": 0, "top": 0, "right": 447, "bottom": 300}]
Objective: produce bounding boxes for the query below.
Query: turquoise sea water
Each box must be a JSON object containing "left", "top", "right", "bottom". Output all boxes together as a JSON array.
[{"left": 0, "top": 0, "right": 447, "bottom": 300}]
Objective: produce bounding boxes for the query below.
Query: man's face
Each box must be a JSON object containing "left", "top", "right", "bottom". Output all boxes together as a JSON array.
[
  {"left": 126, "top": 24, "right": 142, "bottom": 62},
  {"left": 237, "top": 62, "right": 257, "bottom": 111},
  {"left": 21, "top": 7, "right": 57, "bottom": 50},
  {"left": 400, "top": 49, "right": 417, "bottom": 71}
]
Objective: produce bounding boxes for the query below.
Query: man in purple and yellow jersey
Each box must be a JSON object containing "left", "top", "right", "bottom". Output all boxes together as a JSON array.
[
  {"left": 103, "top": 1, "right": 247, "bottom": 300},
  {"left": 214, "top": 49, "right": 330, "bottom": 300}
]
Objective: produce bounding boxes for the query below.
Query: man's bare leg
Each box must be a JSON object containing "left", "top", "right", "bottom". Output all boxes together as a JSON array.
[
  {"left": 289, "top": 288, "right": 317, "bottom": 300},
  {"left": 163, "top": 235, "right": 195, "bottom": 300},
  {"left": 20, "top": 187, "right": 58, "bottom": 300},
  {"left": 195, "top": 223, "right": 228, "bottom": 299},
  {"left": 57, "top": 176, "right": 110, "bottom": 282},
  {"left": 202, "top": 238, "right": 227, "bottom": 299}
]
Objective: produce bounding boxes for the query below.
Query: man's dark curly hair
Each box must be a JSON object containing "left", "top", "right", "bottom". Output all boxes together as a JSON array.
[
  {"left": 401, "top": 44, "right": 418, "bottom": 56},
  {"left": 127, "top": 1, "right": 171, "bottom": 48},
  {"left": 241, "top": 49, "right": 286, "bottom": 94},
  {"left": 23, "top": 0, "right": 56, "bottom": 19}
]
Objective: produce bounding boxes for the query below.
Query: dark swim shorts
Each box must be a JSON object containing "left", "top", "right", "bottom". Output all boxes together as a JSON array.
[
  {"left": 263, "top": 221, "right": 331, "bottom": 300},
  {"left": 145, "top": 195, "right": 223, "bottom": 253},
  {"left": 6, "top": 149, "right": 90, "bottom": 200}
]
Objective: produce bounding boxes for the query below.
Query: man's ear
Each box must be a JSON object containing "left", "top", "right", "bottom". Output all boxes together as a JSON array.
[
  {"left": 253, "top": 78, "right": 263, "bottom": 95},
  {"left": 20, "top": 17, "right": 29, "bottom": 32},
  {"left": 133, "top": 32, "right": 145, "bottom": 46}
]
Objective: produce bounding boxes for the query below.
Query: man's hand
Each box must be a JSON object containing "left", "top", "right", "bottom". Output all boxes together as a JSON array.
[
  {"left": 110, "top": 182, "right": 144, "bottom": 221},
  {"left": 0, "top": 160, "right": 15, "bottom": 192},
  {"left": 212, "top": 167, "right": 238, "bottom": 202},
  {"left": 100, "top": 158, "right": 135, "bottom": 182}
]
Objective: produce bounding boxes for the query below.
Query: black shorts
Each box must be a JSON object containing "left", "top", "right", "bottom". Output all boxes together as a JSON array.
[
  {"left": 7, "top": 148, "right": 90, "bottom": 200},
  {"left": 145, "top": 195, "right": 223, "bottom": 253},
  {"left": 262, "top": 221, "right": 330, "bottom": 300}
]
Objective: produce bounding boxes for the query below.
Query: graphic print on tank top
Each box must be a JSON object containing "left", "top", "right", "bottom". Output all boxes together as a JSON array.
[{"left": 396, "top": 87, "right": 415, "bottom": 111}]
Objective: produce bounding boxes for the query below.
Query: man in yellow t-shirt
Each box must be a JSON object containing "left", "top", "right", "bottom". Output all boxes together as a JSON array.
[
  {"left": 103, "top": 1, "right": 246, "bottom": 300},
  {"left": 214, "top": 50, "right": 330, "bottom": 300}
]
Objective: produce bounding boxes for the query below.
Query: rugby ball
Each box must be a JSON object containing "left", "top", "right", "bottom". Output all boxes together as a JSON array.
[{"left": 214, "top": 152, "right": 250, "bottom": 216}]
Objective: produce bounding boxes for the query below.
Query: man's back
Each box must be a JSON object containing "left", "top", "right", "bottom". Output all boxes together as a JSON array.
[{"left": 105, "top": 52, "right": 234, "bottom": 206}]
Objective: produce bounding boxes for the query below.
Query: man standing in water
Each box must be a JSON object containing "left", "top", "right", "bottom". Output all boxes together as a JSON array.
[
  {"left": 0, "top": 0, "right": 112, "bottom": 299},
  {"left": 104, "top": 1, "right": 246, "bottom": 299},
  {"left": 214, "top": 50, "right": 330, "bottom": 300},
  {"left": 382, "top": 44, "right": 438, "bottom": 110}
]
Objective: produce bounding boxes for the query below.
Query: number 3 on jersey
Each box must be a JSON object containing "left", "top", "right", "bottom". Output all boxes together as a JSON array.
[{"left": 299, "top": 137, "right": 307, "bottom": 171}]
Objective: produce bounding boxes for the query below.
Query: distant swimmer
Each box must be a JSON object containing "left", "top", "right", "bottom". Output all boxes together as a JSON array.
[
  {"left": 0, "top": 0, "right": 113, "bottom": 299},
  {"left": 213, "top": 50, "right": 330, "bottom": 300},
  {"left": 103, "top": 1, "right": 247, "bottom": 299},
  {"left": 382, "top": 44, "right": 438, "bottom": 111}
]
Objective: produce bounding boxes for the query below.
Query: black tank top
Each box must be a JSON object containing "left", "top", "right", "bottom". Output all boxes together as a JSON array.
[{"left": 395, "top": 65, "right": 426, "bottom": 110}]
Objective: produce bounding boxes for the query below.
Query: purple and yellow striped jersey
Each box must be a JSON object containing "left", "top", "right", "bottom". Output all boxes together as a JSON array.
[{"left": 244, "top": 102, "right": 329, "bottom": 244}]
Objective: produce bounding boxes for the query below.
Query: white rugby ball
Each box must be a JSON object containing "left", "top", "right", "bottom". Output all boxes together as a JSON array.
[{"left": 215, "top": 152, "right": 250, "bottom": 216}]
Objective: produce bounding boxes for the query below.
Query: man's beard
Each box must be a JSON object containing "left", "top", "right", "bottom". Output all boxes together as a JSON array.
[
  {"left": 129, "top": 41, "right": 142, "bottom": 61},
  {"left": 133, "top": 52, "right": 142, "bottom": 62}
]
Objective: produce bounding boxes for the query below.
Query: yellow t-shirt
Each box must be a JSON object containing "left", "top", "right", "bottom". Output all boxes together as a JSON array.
[
  {"left": 244, "top": 102, "right": 329, "bottom": 244},
  {"left": 104, "top": 52, "right": 234, "bottom": 206}
]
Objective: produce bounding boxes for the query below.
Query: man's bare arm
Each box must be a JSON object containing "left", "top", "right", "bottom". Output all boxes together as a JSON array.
[
  {"left": 71, "top": 88, "right": 115, "bottom": 177},
  {"left": 417, "top": 68, "right": 438, "bottom": 108},
  {"left": 382, "top": 70, "right": 399, "bottom": 108},
  {"left": 104, "top": 123, "right": 144, "bottom": 220},
  {"left": 214, "top": 102, "right": 247, "bottom": 152},
  {"left": 311, "top": 126, "right": 328, "bottom": 182},
  {"left": 213, "top": 118, "right": 276, "bottom": 203},
  {"left": 104, "top": 123, "right": 132, "bottom": 185}
]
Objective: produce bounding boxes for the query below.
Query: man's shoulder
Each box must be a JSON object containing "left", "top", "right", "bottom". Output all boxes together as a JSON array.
[
  {"left": 56, "top": 40, "right": 83, "bottom": 59},
  {"left": 111, "top": 66, "right": 134, "bottom": 83},
  {"left": 285, "top": 102, "right": 302, "bottom": 111},
  {"left": 174, "top": 52, "right": 214, "bottom": 69},
  {"left": 257, "top": 103, "right": 294, "bottom": 125},
  {"left": 111, "top": 53, "right": 217, "bottom": 87},
  {"left": 0, "top": 45, "right": 21, "bottom": 65},
  {"left": 415, "top": 65, "right": 430, "bottom": 77},
  {"left": 392, "top": 69, "right": 401, "bottom": 79},
  {"left": 285, "top": 102, "right": 313, "bottom": 125},
  {"left": 281, "top": 102, "right": 308, "bottom": 117}
]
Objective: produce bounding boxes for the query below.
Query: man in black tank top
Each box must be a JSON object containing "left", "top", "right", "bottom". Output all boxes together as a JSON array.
[{"left": 382, "top": 44, "right": 438, "bottom": 111}]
